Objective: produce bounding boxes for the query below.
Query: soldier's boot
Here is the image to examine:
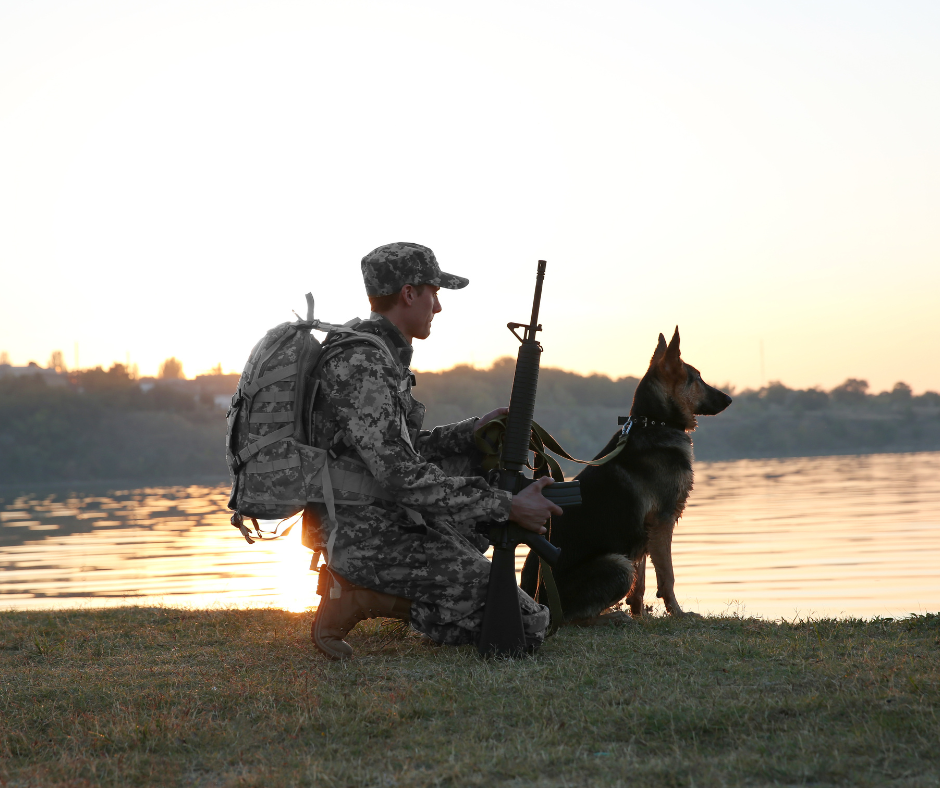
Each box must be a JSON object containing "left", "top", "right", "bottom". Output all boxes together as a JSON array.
[{"left": 312, "top": 570, "right": 411, "bottom": 660}]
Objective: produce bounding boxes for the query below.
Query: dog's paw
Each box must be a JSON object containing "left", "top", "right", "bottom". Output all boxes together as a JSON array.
[{"left": 661, "top": 599, "right": 696, "bottom": 618}]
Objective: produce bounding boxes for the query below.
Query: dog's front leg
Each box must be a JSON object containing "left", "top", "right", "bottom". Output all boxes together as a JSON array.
[
  {"left": 647, "top": 518, "right": 686, "bottom": 616},
  {"left": 625, "top": 554, "right": 646, "bottom": 616}
]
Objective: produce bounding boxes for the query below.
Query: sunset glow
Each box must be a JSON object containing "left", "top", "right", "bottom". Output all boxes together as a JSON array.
[
  {"left": 2, "top": 2, "right": 939, "bottom": 393},
  {"left": 265, "top": 516, "right": 321, "bottom": 614}
]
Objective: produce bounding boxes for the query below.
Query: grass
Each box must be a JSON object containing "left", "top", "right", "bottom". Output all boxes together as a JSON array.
[{"left": 1, "top": 607, "right": 938, "bottom": 787}]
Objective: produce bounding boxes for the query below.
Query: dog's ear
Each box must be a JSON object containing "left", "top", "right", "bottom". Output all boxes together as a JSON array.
[
  {"left": 651, "top": 333, "right": 668, "bottom": 364},
  {"left": 662, "top": 326, "right": 682, "bottom": 373},
  {"left": 667, "top": 326, "right": 680, "bottom": 357}
]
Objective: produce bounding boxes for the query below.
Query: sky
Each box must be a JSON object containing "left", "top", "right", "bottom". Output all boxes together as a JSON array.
[{"left": 1, "top": 0, "right": 938, "bottom": 393}]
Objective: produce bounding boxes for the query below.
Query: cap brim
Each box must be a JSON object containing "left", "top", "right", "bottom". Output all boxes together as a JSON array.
[{"left": 432, "top": 271, "right": 469, "bottom": 290}]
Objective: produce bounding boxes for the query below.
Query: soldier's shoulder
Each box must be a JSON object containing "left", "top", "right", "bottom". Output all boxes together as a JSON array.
[{"left": 321, "top": 333, "right": 397, "bottom": 380}]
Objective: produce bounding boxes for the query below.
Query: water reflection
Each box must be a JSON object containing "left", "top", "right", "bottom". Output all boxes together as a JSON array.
[
  {"left": 0, "top": 486, "right": 318, "bottom": 613},
  {"left": 673, "top": 452, "right": 940, "bottom": 619},
  {"left": 2, "top": 452, "right": 939, "bottom": 619}
]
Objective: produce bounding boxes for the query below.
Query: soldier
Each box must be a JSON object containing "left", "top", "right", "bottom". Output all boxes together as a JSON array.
[{"left": 307, "top": 241, "right": 561, "bottom": 659}]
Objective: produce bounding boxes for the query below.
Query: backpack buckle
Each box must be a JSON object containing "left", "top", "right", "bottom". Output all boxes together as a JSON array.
[{"left": 230, "top": 512, "right": 256, "bottom": 544}]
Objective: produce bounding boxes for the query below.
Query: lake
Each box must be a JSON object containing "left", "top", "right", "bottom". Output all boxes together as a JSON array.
[{"left": 2, "top": 452, "right": 939, "bottom": 620}]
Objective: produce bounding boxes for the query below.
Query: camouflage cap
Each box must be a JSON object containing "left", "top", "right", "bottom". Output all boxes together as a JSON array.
[{"left": 361, "top": 242, "right": 469, "bottom": 297}]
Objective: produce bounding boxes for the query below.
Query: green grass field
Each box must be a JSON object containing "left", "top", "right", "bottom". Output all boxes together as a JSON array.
[{"left": 1, "top": 607, "right": 938, "bottom": 787}]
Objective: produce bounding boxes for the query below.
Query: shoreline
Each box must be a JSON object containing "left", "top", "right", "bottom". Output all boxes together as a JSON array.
[{"left": 2, "top": 600, "right": 937, "bottom": 622}]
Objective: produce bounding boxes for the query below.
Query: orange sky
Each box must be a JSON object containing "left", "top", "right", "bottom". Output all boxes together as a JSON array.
[{"left": 2, "top": 2, "right": 939, "bottom": 393}]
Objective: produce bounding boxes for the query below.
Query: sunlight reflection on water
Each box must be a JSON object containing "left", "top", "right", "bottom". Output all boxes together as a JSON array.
[
  {"left": 0, "top": 486, "right": 319, "bottom": 613},
  {"left": 2, "top": 451, "right": 939, "bottom": 620}
]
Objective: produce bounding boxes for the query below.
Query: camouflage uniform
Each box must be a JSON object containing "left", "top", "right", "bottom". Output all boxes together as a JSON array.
[{"left": 305, "top": 243, "right": 549, "bottom": 647}]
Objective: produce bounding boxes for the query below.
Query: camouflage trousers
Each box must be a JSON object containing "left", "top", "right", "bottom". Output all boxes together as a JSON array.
[{"left": 320, "top": 505, "right": 550, "bottom": 648}]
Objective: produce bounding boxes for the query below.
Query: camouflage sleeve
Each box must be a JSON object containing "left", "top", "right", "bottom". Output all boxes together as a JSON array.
[
  {"left": 322, "top": 345, "right": 511, "bottom": 525},
  {"left": 413, "top": 416, "right": 480, "bottom": 463}
]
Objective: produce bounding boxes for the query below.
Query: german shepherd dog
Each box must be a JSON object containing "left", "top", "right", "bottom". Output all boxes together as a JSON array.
[{"left": 521, "top": 328, "right": 732, "bottom": 621}]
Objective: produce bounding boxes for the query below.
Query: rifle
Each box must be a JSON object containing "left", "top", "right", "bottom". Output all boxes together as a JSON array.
[{"left": 477, "top": 260, "right": 582, "bottom": 658}]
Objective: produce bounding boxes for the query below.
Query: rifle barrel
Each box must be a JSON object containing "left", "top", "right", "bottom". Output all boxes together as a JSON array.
[{"left": 528, "top": 260, "right": 547, "bottom": 337}]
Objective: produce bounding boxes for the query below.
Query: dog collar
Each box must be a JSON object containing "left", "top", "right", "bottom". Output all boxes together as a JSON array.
[{"left": 617, "top": 415, "right": 684, "bottom": 436}]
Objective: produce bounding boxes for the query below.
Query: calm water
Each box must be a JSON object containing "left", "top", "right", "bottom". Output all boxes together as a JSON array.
[{"left": 2, "top": 452, "right": 939, "bottom": 620}]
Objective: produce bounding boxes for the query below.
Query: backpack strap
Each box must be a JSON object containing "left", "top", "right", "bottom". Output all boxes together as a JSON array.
[
  {"left": 253, "top": 390, "right": 295, "bottom": 403},
  {"left": 293, "top": 324, "right": 405, "bottom": 553},
  {"left": 303, "top": 326, "right": 402, "bottom": 441},
  {"left": 235, "top": 423, "right": 294, "bottom": 469},
  {"left": 243, "top": 363, "right": 298, "bottom": 399},
  {"left": 325, "top": 463, "right": 396, "bottom": 501},
  {"left": 319, "top": 326, "right": 399, "bottom": 370},
  {"left": 249, "top": 411, "right": 295, "bottom": 424},
  {"left": 247, "top": 454, "right": 302, "bottom": 474}
]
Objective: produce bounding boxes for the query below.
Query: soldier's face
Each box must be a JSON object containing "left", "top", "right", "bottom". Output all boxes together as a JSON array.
[
  {"left": 410, "top": 285, "right": 442, "bottom": 340},
  {"left": 393, "top": 283, "right": 442, "bottom": 342}
]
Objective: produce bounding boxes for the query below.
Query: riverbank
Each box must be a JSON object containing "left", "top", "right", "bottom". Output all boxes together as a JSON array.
[{"left": 2, "top": 607, "right": 937, "bottom": 787}]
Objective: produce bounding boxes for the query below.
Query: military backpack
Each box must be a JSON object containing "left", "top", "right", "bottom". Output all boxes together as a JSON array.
[{"left": 225, "top": 293, "right": 395, "bottom": 546}]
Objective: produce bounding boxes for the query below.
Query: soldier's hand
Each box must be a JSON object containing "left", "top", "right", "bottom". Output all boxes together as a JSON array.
[
  {"left": 475, "top": 407, "right": 509, "bottom": 432},
  {"left": 509, "top": 477, "right": 563, "bottom": 535}
]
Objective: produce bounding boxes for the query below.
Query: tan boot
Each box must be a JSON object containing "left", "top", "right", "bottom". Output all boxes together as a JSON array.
[{"left": 311, "top": 571, "right": 411, "bottom": 660}]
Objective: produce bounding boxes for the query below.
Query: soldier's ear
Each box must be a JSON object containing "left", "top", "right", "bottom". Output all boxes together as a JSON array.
[{"left": 651, "top": 334, "right": 668, "bottom": 365}]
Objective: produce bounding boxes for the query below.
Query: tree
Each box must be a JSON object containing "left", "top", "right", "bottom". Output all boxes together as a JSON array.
[
  {"left": 890, "top": 381, "right": 912, "bottom": 402},
  {"left": 831, "top": 378, "right": 869, "bottom": 404},
  {"left": 208, "top": 363, "right": 223, "bottom": 376},
  {"left": 80, "top": 363, "right": 136, "bottom": 392},
  {"left": 791, "top": 386, "right": 830, "bottom": 411},
  {"left": 762, "top": 381, "right": 790, "bottom": 406},
  {"left": 159, "top": 357, "right": 184, "bottom": 380},
  {"left": 47, "top": 350, "right": 67, "bottom": 373},
  {"left": 0, "top": 351, "right": 9, "bottom": 366}
]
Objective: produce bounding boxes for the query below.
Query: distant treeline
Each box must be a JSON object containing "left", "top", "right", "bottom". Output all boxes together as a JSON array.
[
  {"left": 419, "top": 362, "right": 940, "bottom": 473},
  {"left": 0, "top": 365, "right": 228, "bottom": 485},
  {"left": 2, "top": 360, "right": 939, "bottom": 484}
]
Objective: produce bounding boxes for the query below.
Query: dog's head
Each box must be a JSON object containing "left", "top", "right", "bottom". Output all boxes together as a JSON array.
[{"left": 632, "top": 327, "right": 732, "bottom": 431}]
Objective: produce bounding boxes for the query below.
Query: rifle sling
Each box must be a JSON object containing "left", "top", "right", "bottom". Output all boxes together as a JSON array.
[
  {"left": 538, "top": 556, "right": 564, "bottom": 636},
  {"left": 475, "top": 415, "right": 630, "bottom": 483}
]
